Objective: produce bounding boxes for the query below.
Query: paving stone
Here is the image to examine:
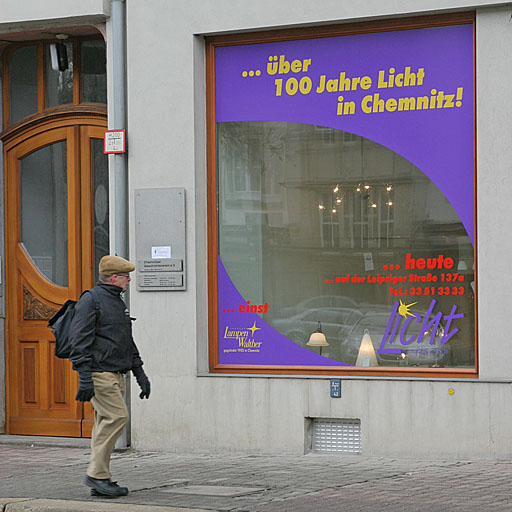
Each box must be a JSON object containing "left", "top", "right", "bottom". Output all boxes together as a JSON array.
[
  {"left": 2, "top": 441, "right": 512, "bottom": 511},
  {"left": 161, "top": 485, "right": 266, "bottom": 497}
]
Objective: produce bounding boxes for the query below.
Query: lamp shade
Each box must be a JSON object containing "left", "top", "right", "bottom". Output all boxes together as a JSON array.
[
  {"left": 457, "top": 260, "right": 468, "bottom": 271},
  {"left": 356, "top": 329, "right": 378, "bottom": 367},
  {"left": 307, "top": 331, "right": 328, "bottom": 346},
  {"left": 307, "top": 321, "right": 329, "bottom": 347}
]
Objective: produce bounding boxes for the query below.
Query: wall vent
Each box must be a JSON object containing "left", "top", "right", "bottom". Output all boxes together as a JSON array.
[{"left": 312, "top": 418, "right": 361, "bottom": 453}]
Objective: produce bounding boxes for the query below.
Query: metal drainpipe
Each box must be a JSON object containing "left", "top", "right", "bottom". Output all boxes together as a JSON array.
[{"left": 111, "top": 0, "right": 131, "bottom": 448}]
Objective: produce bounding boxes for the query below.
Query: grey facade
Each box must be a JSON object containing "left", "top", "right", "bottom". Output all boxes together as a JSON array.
[{"left": 0, "top": 1, "right": 511, "bottom": 459}]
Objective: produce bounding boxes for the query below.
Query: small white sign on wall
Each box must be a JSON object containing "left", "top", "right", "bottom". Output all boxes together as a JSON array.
[
  {"left": 104, "top": 129, "right": 126, "bottom": 154},
  {"left": 151, "top": 246, "right": 171, "bottom": 259}
]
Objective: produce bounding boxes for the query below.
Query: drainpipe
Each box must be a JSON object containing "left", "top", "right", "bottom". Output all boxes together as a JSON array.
[
  {"left": 111, "top": 0, "right": 131, "bottom": 448},
  {"left": 112, "top": 0, "right": 127, "bottom": 260}
]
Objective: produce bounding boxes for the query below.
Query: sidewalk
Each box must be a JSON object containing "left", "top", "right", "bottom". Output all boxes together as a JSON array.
[{"left": 1, "top": 435, "right": 512, "bottom": 512}]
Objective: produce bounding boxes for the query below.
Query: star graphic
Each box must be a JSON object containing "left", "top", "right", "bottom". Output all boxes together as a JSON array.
[
  {"left": 398, "top": 300, "right": 417, "bottom": 318},
  {"left": 248, "top": 322, "right": 261, "bottom": 336}
]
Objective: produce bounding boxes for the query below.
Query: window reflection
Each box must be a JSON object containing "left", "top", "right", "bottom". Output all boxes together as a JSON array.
[
  {"left": 81, "top": 40, "right": 106, "bottom": 103},
  {"left": 217, "top": 122, "right": 475, "bottom": 368},
  {"left": 20, "top": 142, "right": 68, "bottom": 286},
  {"left": 6, "top": 39, "right": 107, "bottom": 127},
  {"left": 45, "top": 43, "right": 73, "bottom": 107},
  {"left": 9, "top": 46, "right": 38, "bottom": 124},
  {"left": 92, "top": 139, "right": 109, "bottom": 282}
]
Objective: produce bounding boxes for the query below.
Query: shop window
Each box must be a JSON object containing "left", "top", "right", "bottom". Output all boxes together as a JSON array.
[{"left": 208, "top": 14, "right": 477, "bottom": 375}]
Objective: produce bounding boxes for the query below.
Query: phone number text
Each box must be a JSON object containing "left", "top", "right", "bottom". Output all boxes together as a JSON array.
[{"left": 390, "top": 286, "right": 465, "bottom": 297}]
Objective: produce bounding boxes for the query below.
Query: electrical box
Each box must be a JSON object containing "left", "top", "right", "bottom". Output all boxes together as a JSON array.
[{"left": 135, "top": 187, "right": 186, "bottom": 291}]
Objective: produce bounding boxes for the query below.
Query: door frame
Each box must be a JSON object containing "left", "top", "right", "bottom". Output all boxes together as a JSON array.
[{"left": 3, "top": 110, "right": 107, "bottom": 436}]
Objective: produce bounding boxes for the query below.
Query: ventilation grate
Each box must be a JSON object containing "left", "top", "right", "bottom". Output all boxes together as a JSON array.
[{"left": 312, "top": 418, "right": 361, "bottom": 453}]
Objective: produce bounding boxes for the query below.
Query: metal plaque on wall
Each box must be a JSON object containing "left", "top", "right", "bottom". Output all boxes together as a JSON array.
[{"left": 135, "top": 187, "right": 186, "bottom": 291}]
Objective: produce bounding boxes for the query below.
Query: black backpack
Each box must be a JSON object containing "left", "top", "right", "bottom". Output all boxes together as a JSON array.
[{"left": 48, "top": 289, "right": 101, "bottom": 359}]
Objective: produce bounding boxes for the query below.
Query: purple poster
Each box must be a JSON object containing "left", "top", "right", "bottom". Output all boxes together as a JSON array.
[{"left": 214, "top": 24, "right": 474, "bottom": 368}]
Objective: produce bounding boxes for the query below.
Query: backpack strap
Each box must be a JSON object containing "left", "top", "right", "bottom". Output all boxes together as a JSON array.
[{"left": 82, "top": 288, "right": 101, "bottom": 321}]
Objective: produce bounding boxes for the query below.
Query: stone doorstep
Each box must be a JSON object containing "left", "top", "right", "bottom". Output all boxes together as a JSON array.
[
  {"left": 0, "top": 435, "right": 90, "bottom": 449},
  {"left": 0, "top": 499, "right": 33, "bottom": 508},
  {"left": 1, "top": 498, "right": 210, "bottom": 512}
]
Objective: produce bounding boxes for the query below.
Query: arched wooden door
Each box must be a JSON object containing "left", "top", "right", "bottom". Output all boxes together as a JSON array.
[{"left": 5, "top": 116, "right": 107, "bottom": 437}]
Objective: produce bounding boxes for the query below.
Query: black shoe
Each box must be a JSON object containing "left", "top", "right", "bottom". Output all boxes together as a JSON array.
[
  {"left": 85, "top": 476, "right": 129, "bottom": 497},
  {"left": 90, "top": 489, "right": 119, "bottom": 498},
  {"left": 105, "top": 481, "right": 129, "bottom": 496}
]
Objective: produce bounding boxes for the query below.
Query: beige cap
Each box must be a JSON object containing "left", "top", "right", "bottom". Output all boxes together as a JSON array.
[{"left": 99, "top": 255, "right": 135, "bottom": 276}]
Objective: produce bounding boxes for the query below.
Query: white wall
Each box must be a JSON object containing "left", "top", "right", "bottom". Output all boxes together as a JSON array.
[
  {"left": 476, "top": 7, "right": 512, "bottom": 380},
  {"left": 0, "top": 0, "right": 108, "bottom": 27}
]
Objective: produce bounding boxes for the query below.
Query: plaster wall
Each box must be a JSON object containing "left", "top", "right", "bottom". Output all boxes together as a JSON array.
[
  {"left": 0, "top": 0, "right": 108, "bottom": 27},
  {"left": 133, "top": 378, "right": 512, "bottom": 458},
  {"left": 475, "top": 7, "right": 512, "bottom": 380},
  {"left": 0, "top": 75, "right": 4, "bottom": 434},
  {"left": 0, "top": 154, "right": 4, "bottom": 433},
  {"left": 126, "top": 1, "right": 512, "bottom": 458}
]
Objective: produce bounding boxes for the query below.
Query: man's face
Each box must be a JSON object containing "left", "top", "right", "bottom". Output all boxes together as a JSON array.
[{"left": 111, "top": 273, "right": 131, "bottom": 291}]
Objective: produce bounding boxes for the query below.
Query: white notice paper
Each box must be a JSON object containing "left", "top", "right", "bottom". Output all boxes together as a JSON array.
[
  {"left": 363, "top": 252, "right": 374, "bottom": 271},
  {"left": 151, "top": 246, "right": 171, "bottom": 259}
]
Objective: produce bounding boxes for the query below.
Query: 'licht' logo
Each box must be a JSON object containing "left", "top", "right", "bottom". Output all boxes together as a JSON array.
[{"left": 378, "top": 299, "right": 463, "bottom": 355}]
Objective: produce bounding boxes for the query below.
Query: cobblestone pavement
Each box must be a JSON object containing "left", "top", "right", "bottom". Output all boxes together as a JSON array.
[{"left": 1, "top": 439, "right": 512, "bottom": 511}]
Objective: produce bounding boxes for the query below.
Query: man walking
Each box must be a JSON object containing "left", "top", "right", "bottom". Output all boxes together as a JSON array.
[{"left": 69, "top": 255, "right": 150, "bottom": 497}]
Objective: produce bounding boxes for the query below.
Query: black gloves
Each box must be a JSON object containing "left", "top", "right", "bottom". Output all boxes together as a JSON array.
[
  {"left": 132, "top": 366, "right": 151, "bottom": 399},
  {"left": 76, "top": 371, "right": 95, "bottom": 402},
  {"left": 76, "top": 368, "right": 150, "bottom": 401}
]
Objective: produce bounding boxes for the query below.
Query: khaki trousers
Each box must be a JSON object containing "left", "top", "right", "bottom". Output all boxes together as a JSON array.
[{"left": 87, "top": 372, "right": 128, "bottom": 480}]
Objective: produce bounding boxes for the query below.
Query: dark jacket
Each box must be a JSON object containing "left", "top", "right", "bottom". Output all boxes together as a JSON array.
[{"left": 69, "top": 282, "right": 143, "bottom": 373}]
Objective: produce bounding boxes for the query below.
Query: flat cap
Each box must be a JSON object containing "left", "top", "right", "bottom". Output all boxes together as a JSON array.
[{"left": 99, "top": 255, "right": 135, "bottom": 276}]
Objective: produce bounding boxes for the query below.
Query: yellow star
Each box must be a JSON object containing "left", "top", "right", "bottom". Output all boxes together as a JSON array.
[
  {"left": 398, "top": 300, "right": 417, "bottom": 318},
  {"left": 248, "top": 321, "right": 261, "bottom": 336}
]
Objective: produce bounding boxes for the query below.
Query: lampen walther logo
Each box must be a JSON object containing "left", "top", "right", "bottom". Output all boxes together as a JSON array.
[
  {"left": 378, "top": 299, "right": 463, "bottom": 355},
  {"left": 223, "top": 322, "right": 262, "bottom": 349}
]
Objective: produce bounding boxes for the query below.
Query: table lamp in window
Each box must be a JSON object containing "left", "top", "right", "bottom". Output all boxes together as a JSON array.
[{"left": 356, "top": 329, "right": 378, "bottom": 367}]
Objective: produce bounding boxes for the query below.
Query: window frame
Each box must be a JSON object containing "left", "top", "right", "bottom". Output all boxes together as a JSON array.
[
  {"left": 206, "top": 12, "right": 478, "bottom": 378},
  {"left": 2, "top": 35, "right": 105, "bottom": 131}
]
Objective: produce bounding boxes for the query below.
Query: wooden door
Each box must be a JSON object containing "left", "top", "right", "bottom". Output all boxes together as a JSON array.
[{"left": 5, "top": 118, "right": 107, "bottom": 437}]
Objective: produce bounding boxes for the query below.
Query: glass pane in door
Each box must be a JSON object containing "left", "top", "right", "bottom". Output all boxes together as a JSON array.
[
  {"left": 92, "top": 139, "right": 109, "bottom": 282},
  {"left": 20, "top": 142, "right": 68, "bottom": 286}
]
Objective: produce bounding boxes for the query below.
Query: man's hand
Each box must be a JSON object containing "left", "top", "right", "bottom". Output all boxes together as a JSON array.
[
  {"left": 132, "top": 366, "right": 151, "bottom": 399},
  {"left": 138, "top": 379, "right": 151, "bottom": 399},
  {"left": 76, "top": 372, "right": 95, "bottom": 402}
]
